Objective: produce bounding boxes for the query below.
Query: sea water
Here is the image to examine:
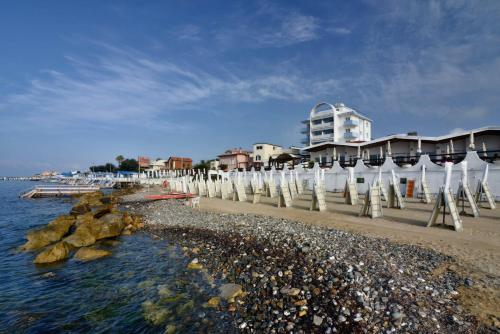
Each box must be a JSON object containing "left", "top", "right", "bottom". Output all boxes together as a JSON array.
[{"left": 0, "top": 181, "right": 232, "bottom": 333}]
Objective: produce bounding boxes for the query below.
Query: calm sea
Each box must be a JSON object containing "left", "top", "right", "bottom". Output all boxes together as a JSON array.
[{"left": 0, "top": 181, "right": 231, "bottom": 333}]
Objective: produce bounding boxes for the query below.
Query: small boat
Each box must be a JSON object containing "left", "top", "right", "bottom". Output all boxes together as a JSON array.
[{"left": 144, "top": 192, "right": 195, "bottom": 200}]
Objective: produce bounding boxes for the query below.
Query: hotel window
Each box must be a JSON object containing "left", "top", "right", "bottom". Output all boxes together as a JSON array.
[
  {"left": 255, "top": 155, "right": 261, "bottom": 161},
  {"left": 256, "top": 146, "right": 263, "bottom": 150},
  {"left": 323, "top": 117, "right": 333, "bottom": 123},
  {"left": 323, "top": 129, "right": 333, "bottom": 134}
]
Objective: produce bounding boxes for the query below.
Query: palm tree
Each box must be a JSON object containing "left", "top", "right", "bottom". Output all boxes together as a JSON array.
[{"left": 115, "top": 155, "right": 125, "bottom": 168}]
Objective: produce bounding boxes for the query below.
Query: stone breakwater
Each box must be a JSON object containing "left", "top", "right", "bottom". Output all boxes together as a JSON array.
[
  {"left": 21, "top": 189, "right": 143, "bottom": 264},
  {"left": 128, "top": 199, "right": 489, "bottom": 333}
]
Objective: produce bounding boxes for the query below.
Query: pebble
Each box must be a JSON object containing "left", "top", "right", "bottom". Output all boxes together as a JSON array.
[
  {"left": 313, "top": 315, "right": 323, "bottom": 326},
  {"left": 128, "top": 197, "right": 481, "bottom": 333}
]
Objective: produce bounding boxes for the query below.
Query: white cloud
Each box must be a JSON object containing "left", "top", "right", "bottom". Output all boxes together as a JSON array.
[
  {"left": 213, "top": 5, "right": 320, "bottom": 48},
  {"left": 328, "top": 27, "right": 351, "bottom": 35},
  {"left": 0, "top": 43, "right": 339, "bottom": 129},
  {"left": 172, "top": 24, "right": 202, "bottom": 41}
]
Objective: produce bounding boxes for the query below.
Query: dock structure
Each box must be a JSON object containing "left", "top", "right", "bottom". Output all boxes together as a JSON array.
[{"left": 20, "top": 185, "right": 100, "bottom": 198}]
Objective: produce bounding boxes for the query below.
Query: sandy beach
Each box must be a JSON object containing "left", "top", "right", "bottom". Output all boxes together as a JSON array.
[{"left": 123, "top": 186, "right": 500, "bottom": 332}]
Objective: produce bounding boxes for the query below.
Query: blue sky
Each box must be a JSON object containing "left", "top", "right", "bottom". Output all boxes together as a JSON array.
[{"left": 1, "top": 0, "right": 499, "bottom": 175}]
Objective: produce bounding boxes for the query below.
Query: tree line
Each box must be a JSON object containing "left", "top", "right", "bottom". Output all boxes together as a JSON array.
[{"left": 89, "top": 155, "right": 139, "bottom": 172}]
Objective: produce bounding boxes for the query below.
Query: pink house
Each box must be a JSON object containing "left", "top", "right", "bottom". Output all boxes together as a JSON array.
[{"left": 218, "top": 148, "right": 251, "bottom": 171}]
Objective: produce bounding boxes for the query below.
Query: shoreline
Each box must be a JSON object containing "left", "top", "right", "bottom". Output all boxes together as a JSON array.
[{"left": 123, "top": 189, "right": 500, "bottom": 332}]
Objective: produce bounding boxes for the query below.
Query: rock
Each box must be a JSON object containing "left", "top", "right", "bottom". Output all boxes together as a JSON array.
[
  {"left": 41, "top": 272, "right": 56, "bottom": 278},
  {"left": 74, "top": 247, "right": 111, "bottom": 261},
  {"left": 76, "top": 192, "right": 104, "bottom": 208},
  {"left": 64, "top": 225, "right": 96, "bottom": 247},
  {"left": 177, "top": 300, "right": 195, "bottom": 315},
  {"left": 464, "top": 278, "right": 473, "bottom": 287},
  {"left": 70, "top": 204, "right": 91, "bottom": 216},
  {"left": 338, "top": 315, "right": 347, "bottom": 323},
  {"left": 164, "top": 324, "right": 176, "bottom": 334},
  {"left": 207, "top": 297, "right": 220, "bottom": 308},
  {"left": 94, "top": 213, "right": 125, "bottom": 239},
  {"left": 313, "top": 315, "right": 323, "bottom": 326},
  {"left": 121, "top": 229, "right": 132, "bottom": 236},
  {"left": 391, "top": 312, "right": 403, "bottom": 321},
  {"left": 33, "top": 241, "right": 71, "bottom": 264},
  {"left": 142, "top": 300, "right": 171, "bottom": 325},
  {"left": 21, "top": 216, "right": 75, "bottom": 251},
  {"left": 280, "top": 287, "right": 301, "bottom": 296},
  {"left": 157, "top": 285, "right": 173, "bottom": 297},
  {"left": 187, "top": 260, "right": 203, "bottom": 270},
  {"left": 92, "top": 205, "right": 115, "bottom": 219},
  {"left": 219, "top": 283, "right": 243, "bottom": 300}
]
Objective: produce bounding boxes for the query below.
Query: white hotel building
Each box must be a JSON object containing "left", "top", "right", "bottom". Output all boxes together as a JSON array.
[
  {"left": 301, "top": 102, "right": 372, "bottom": 146},
  {"left": 301, "top": 102, "right": 500, "bottom": 166}
]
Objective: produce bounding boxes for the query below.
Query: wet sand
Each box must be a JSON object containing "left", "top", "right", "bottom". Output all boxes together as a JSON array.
[{"left": 199, "top": 191, "right": 500, "bottom": 278}]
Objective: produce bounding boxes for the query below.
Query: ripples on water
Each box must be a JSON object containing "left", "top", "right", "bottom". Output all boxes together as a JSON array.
[{"left": 0, "top": 181, "right": 232, "bottom": 333}]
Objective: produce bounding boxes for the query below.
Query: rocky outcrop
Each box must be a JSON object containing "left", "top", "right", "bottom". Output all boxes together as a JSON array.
[
  {"left": 21, "top": 216, "right": 75, "bottom": 251},
  {"left": 92, "top": 204, "right": 118, "bottom": 219},
  {"left": 74, "top": 247, "right": 111, "bottom": 261},
  {"left": 33, "top": 241, "right": 72, "bottom": 264},
  {"left": 64, "top": 213, "right": 124, "bottom": 247},
  {"left": 23, "top": 189, "right": 144, "bottom": 265},
  {"left": 75, "top": 192, "right": 104, "bottom": 207},
  {"left": 69, "top": 204, "right": 91, "bottom": 216}
]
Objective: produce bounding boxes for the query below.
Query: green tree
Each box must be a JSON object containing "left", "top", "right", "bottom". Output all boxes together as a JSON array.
[
  {"left": 193, "top": 159, "right": 209, "bottom": 170},
  {"left": 119, "top": 158, "right": 139, "bottom": 172},
  {"left": 89, "top": 163, "right": 117, "bottom": 173},
  {"left": 115, "top": 155, "right": 125, "bottom": 167}
]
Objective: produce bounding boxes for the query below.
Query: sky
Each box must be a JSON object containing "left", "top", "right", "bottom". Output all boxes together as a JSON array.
[{"left": 1, "top": 0, "right": 499, "bottom": 176}]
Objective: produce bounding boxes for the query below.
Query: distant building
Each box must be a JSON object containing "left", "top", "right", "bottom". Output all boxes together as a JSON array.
[
  {"left": 138, "top": 156, "right": 151, "bottom": 169},
  {"left": 149, "top": 159, "right": 168, "bottom": 171},
  {"left": 302, "top": 102, "right": 372, "bottom": 146},
  {"left": 218, "top": 148, "right": 251, "bottom": 171},
  {"left": 252, "top": 143, "right": 282, "bottom": 167},
  {"left": 166, "top": 157, "right": 193, "bottom": 170}
]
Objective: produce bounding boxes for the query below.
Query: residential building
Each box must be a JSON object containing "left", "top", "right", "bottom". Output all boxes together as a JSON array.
[
  {"left": 149, "top": 159, "right": 168, "bottom": 171},
  {"left": 138, "top": 156, "right": 150, "bottom": 169},
  {"left": 303, "top": 126, "right": 500, "bottom": 166},
  {"left": 252, "top": 143, "right": 282, "bottom": 167},
  {"left": 302, "top": 102, "right": 372, "bottom": 146},
  {"left": 166, "top": 157, "right": 193, "bottom": 170},
  {"left": 268, "top": 146, "right": 305, "bottom": 167},
  {"left": 218, "top": 148, "right": 251, "bottom": 171}
]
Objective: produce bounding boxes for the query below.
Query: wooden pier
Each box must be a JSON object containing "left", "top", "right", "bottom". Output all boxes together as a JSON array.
[{"left": 20, "top": 185, "right": 100, "bottom": 198}]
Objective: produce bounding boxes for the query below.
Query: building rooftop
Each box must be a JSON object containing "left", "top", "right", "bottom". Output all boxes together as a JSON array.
[{"left": 302, "top": 126, "right": 500, "bottom": 151}]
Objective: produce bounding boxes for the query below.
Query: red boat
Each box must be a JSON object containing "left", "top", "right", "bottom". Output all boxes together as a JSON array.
[{"left": 144, "top": 192, "right": 195, "bottom": 200}]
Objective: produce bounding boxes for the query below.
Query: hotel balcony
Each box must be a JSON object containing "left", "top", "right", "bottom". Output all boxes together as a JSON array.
[
  {"left": 343, "top": 119, "right": 358, "bottom": 127},
  {"left": 344, "top": 131, "right": 358, "bottom": 140},
  {"left": 311, "top": 133, "right": 334, "bottom": 143},
  {"left": 311, "top": 121, "right": 333, "bottom": 130},
  {"left": 310, "top": 110, "right": 334, "bottom": 121}
]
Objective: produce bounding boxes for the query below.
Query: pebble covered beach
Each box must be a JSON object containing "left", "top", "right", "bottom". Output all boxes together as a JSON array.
[{"left": 123, "top": 191, "right": 493, "bottom": 333}]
